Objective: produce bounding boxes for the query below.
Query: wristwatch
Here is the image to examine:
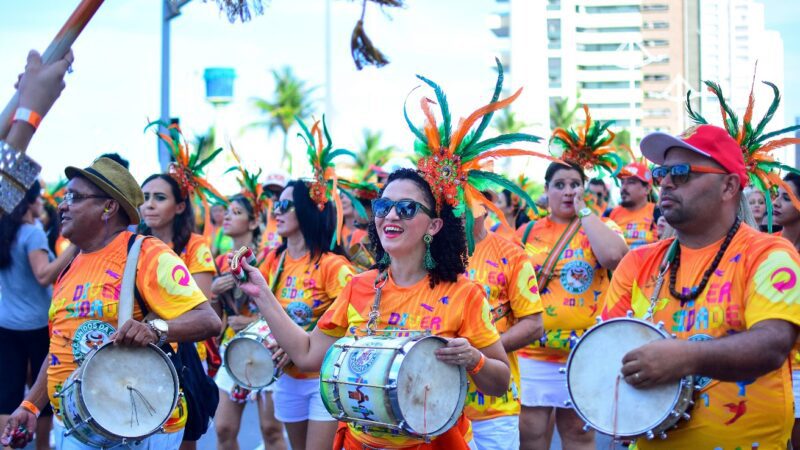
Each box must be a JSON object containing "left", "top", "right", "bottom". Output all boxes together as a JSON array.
[
  {"left": 148, "top": 319, "right": 169, "bottom": 347},
  {"left": 577, "top": 207, "right": 593, "bottom": 218}
]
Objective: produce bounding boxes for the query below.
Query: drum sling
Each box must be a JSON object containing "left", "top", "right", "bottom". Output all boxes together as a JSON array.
[{"left": 536, "top": 217, "right": 581, "bottom": 292}]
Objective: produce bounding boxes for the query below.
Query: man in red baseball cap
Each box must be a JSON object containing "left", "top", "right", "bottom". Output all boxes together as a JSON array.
[
  {"left": 600, "top": 124, "right": 800, "bottom": 449},
  {"left": 609, "top": 161, "right": 657, "bottom": 249}
]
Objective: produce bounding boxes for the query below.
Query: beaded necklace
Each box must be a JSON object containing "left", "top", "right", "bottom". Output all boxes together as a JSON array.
[{"left": 668, "top": 217, "right": 741, "bottom": 305}]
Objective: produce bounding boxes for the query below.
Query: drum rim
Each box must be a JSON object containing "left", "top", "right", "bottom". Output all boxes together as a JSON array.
[
  {"left": 77, "top": 342, "right": 180, "bottom": 441},
  {"left": 223, "top": 334, "right": 280, "bottom": 389},
  {"left": 565, "top": 317, "right": 685, "bottom": 437}
]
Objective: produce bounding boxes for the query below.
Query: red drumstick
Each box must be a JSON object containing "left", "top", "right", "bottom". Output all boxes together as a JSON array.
[{"left": 0, "top": 0, "right": 105, "bottom": 140}]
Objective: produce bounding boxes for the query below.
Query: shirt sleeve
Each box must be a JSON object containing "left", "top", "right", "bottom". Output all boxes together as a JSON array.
[
  {"left": 601, "top": 250, "right": 638, "bottom": 320},
  {"left": 507, "top": 250, "right": 544, "bottom": 318},
  {"left": 317, "top": 280, "right": 353, "bottom": 338},
  {"left": 184, "top": 236, "right": 216, "bottom": 275},
  {"left": 135, "top": 238, "right": 207, "bottom": 320},
  {"left": 458, "top": 283, "right": 501, "bottom": 349},
  {"left": 323, "top": 255, "right": 355, "bottom": 300},
  {"left": 22, "top": 225, "right": 50, "bottom": 255},
  {"left": 744, "top": 242, "right": 800, "bottom": 328}
]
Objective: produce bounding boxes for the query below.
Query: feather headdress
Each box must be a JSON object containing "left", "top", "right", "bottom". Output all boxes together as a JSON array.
[
  {"left": 146, "top": 120, "right": 228, "bottom": 240},
  {"left": 41, "top": 178, "right": 68, "bottom": 209},
  {"left": 549, "top": 105, "right": 627, "bottom": 177},
  {"left": 296, "top": 115, "right": 357, "bottom": 247},
  {"left": 338, "top": 179, "right": 380, "bottom": 220},
  {"left": 226, "top": 145, "right": 269, "bottom": 219},
  {"left": 407, "top": 59, "right": 558, "bottom": 252},
  {"left": 686, "top": 73, "right": 800, "bottom": 229}
]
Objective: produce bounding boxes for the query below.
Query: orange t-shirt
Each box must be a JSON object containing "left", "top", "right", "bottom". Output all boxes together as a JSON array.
[
  {"left": 602, "top": 225, "right": 800, "bottom": 449},
  {"left": 177, "top": 233, "right": 216, "bottom": 275},
  {"left": 464, "top": 232, "right": 542, "bottom": 420},
  {"left": 47, "top": 232, "right": 206, "bottom": 426},
  {"left": 260, "top": 219, "right": 283, "bottom": 253},
  {"left": 260, "top": 249, "right": 353, "bottom": 378},
  {"left": 518, "top": 216, "right": 622, "bottom": 363},
  {"left": 318, "top": 269, "right": 500, "bottom": 448},
  {"left": 608, "top": 203, "right": 657, "bottom": 249},
  {"left": 55, "top": 235, "right": 71, "bottom": 256}
]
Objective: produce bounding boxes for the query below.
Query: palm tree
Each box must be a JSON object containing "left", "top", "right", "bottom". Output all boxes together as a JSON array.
[
  {"left": 248, "top": 67, "right": 316, "bottom": 171},
  {"left": 550, "top": 96, "right": 580, "bottom": 129},
  {"left": 492, "top": 109, "right": 528, "bottom": 134},
  {"left": 353, "top": 129, "right": 396, "bottom": 180}
]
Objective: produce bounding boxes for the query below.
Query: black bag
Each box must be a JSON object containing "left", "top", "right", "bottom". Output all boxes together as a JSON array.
[{"left": 127, "top": 235, "right": 220, "bottom": 441}]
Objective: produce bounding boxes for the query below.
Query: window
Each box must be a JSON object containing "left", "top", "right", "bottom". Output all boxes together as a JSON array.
[
  {"left": 643, "top": 21, "right": 669, "bottom": 30},
  {"left": 578, "top": 65, "right": 623, "bottom": 71},
  {"left": 609, "top": 119, "right": 642, "bottom": 127},
  {"left": 577, "top": 43, "right": 622, "bottom": 52},
  {"left": 644, "top": 74, "right": 670, "bottom": 82},
  {"left": 644, "top": 91, "right": 666, "bottom": 99},
  {"left": 644, "top": 39, "right": 669, "bottom": 47},
  {"left": 642, "top": 4, "right": 668, "bottom": 12},
  {"left": 580, "top": 81, "right": 641, "bottom": 89},
  {"left": 584, "top": 5, "right": 640, "bottom": 13},
  {"left": 548, "top": 19, "right": 561, "bottom": 49},
  {"left": 549, "top": 58, "right": 562, "bottom": 88},
  {"left": 644, "top": 108, "right": 672, "bottom": 118},
  {"left": 576, "top": 26, "right": 641, "bottom": 33},
  {"left": 547, "top": 0, "right": 560, "bottom": 11}
]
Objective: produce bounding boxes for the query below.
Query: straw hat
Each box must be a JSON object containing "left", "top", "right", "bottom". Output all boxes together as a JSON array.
[{"left": 65, "top": 157, "right": 144, "bottom": 225}]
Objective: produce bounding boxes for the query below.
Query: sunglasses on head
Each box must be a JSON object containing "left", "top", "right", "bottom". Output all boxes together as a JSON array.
[
  {"left": 651, "top": 164, "right": 728, "bottom": 186},
  {"left": 272, "top": 199, "right": 295, "bottom": 215},
  {"left": 371, "top": 198, "right": 434, "bottom": 220}
]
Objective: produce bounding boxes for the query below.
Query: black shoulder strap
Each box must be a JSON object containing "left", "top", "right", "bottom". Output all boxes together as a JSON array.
[{"left": 127, "top": 234, "right": 150, "bottom": 316}]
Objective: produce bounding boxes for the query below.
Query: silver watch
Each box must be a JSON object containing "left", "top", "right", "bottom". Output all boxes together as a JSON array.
[
  {"left": 148, "top": 319, "right": 169, "bottom": 346},
  {"left": 578, "top": 207, "right": 593, "bottom": 218}
]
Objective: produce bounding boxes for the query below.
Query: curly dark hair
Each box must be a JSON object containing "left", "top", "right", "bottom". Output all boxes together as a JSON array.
[
  {"left": 138, "top": 174, "right": 195, "bottom": 256},
  {"left": 276, "top": 180, "right": 345, "bottom": 261},
  {"left": 368, "top": 168, "right": 468, "bottom": 288}
]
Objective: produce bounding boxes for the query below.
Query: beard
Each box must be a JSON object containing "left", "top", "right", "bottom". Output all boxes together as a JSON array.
[{"left": 620, "top": 199, "right": 635, "bottom": 208}]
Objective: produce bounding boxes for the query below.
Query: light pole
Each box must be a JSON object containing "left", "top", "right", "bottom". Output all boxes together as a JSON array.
[{"left": 159, "top": 0, "right": 192, "bottom": 171}]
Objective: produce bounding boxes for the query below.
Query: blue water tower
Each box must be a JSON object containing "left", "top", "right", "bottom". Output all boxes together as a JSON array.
[{"left": 204, "top": 67, "right": 236, "bottom": 106}]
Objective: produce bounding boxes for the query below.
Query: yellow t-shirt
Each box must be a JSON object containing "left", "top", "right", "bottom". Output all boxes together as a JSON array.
[
  {"left": 464, "top": 232, "right": 542, "bottom": 420},
  {"left": 177, "top": 233, "right": 216, "bottom": 275},
  {"left": 609, "top": 203, "right": 657, "bottom": 249},
  {"left": 47, "top": 231, "right": 206, "bottom": 431},
  {"left": 318, "top": 269, "right": 500, "bottom": 448},
  {"left": 260, "top": 249, "right": 354, "bottom": 378},
  {"left": 602, "top": 224, "right": 800, "bottom": 449},
  {"left": 518, "top": 216, "right": 622, "bottom": 363}
]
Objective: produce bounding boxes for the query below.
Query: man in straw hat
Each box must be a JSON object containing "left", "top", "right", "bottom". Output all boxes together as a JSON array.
[
  {"left": 602, "top": 124, "right": 800, "bottom": 448},
  {"left": 1, "top": 157, "right": 222, "bottom": 449}
]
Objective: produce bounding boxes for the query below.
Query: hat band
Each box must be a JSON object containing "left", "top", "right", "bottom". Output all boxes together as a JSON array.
[{"left": 85, "top": 167, "right": 123, "bottom": 194}]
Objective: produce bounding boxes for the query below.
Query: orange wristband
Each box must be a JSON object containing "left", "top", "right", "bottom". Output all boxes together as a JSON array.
[
  {"left": 468, "top": 352, "right": 486, "bottom": 375},
  {"left": 13, "top": 108, "right": 42, "bottom": 130},
  {"left": 20, "top": 400, "right": 40, "bottom": 418}
]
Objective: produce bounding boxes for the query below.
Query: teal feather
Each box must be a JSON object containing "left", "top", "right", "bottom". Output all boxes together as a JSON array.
[
  {"left": 339, "top": 188, "right": 369, "bottom": 220},
  {"left": 404, "top": 91, "right": 428, "bottom": 146},
  {"left": 327, "top": 148, "right": 357, "bottom": 162},
  {"left": 417, "top": 74, "right": 451, "bottom": 148},
  {"left": 462, "top": 58, "right": 505, "bottom": 152},
  {"left": 704, "top": 81, "right": 739, "bottom": 137},
  {"left": 469, "top": 170, "right": 540, "bottom": 217},
  {"left": 685, "top": 90, "right": 707, "bottom": 125},
  {"left": 195, "top": 148, "right": 224, "bottom": 172},
  {"left": 757, "top": 124, "right": 800, "bottom": 144},
  {"left": 460, "top": 133, "right": 543, "bottom": 161},
  {"left": 752, "top": 81, "right": 781, "bottom": 141},
  {"left": 465, "top": 203, "right": 475, "bottom": 254}
]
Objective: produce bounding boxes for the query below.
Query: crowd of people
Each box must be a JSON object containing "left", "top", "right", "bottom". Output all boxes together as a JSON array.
[{"left": 1, "top": 49, "right": 800, "bottom": 450}]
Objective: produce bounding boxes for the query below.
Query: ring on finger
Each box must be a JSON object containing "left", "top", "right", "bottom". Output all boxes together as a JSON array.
[{"left": 634, "top": 372, "right": 641, "bottom": 381}]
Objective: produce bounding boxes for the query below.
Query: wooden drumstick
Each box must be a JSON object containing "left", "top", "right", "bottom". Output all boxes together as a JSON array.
[{"left": 0, "top": 0, "right": 105, "bottom": 139}]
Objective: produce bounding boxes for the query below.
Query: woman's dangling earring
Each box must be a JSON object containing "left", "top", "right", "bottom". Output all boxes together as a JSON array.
[
  {"left": 379, "top": 252, "right": 391, "bottom": 266},
  {"left": 423, "top": 234, "right": 436, "bottom": 270}
]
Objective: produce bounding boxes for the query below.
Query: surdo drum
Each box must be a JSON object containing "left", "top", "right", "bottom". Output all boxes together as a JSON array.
[
  {"left": 320, "top": 333, "right": 468, "bottom": 440},
  {"left": 223, "top": 318, "right": 281, "bottom": 390},
  {"left": 56, "top": 342, "right": 179, "bottom": 447},
  {"left": 565, "top": 315, "right": 695, "bottom": 440}
]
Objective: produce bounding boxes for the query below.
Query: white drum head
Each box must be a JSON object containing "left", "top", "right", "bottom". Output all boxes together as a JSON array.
[
  {"left": 82, "top": 345, "right": 177, "bottom": 438},
  {"left": 225, "top": 338, "right": 275, "bottom": 389},
  {"left": 397, "top": 338, "right": 464, "bottom": 435},
  {"left": 567, "top": 319, "right": 682, "bottom": 436}
]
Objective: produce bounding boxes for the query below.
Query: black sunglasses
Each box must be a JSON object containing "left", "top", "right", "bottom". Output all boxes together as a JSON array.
[
  {"left": 272, "top": 199, "right": 295, "bottom": 215},
  {"left": 372, "top": 198, "right": 434, "bottom": 220},
  {"left": 651, "top": 164, "right": 728, "bottom": 186}
]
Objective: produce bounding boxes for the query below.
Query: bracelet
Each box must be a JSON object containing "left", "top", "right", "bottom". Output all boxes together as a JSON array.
[
  {"left": 468, "top": 352, "right": 486, "bottom": 375},
  {"left": 20, "top": 400, "right": 40, "bottom": 418},
  {"left": 13, "top": 108, "right": 42, "bottom": 130}
]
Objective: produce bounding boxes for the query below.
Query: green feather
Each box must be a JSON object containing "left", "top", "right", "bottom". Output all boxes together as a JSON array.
[
  {"left": 339, "top": 188, "right": 369, "bottom": 220},
  {"left": 460, "top": 133, "right": 543, "bottom": 161},
  {"left": 327, "top": 148, "right": 357, "bottom": 162},
  {"left": 404, "top": 92, "right": 428, "bottom": 146},
  {"left": 462, "top": 58, "right": 505, "bottom": 152},
  {"left": 417, "top": 74, "right": 451, "bottom": 149},
  {"left": 704, "top": 81, "right": 739, "bottom": 137},
  {"left": 465, "top": 205, "right": 475, "bottom": 255},
  {"left": 195, "top": 148, "right": 224, "bottom": 172},
  {"left": 685, "top": 90, "right": 707, "bottom": 125},
  {"left": 320, "top": 115, "right": 334, "bottom": 164},
  {"left": 752, "top": 81, "right": 781, "bottom": 142},
  {"left": 469, "top": 170, "right": 540, "bottom": 217},
  {"left": 756, "top": 124, "right": 800, "bottom": 144}
]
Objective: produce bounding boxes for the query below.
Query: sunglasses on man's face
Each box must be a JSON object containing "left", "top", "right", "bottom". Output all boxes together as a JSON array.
[
  {"left": 371, "top": 198, "right": 434, "bottom": 220},
  {"left": 272, "top": 199, "right": 295, "bottom": 215},
  {"left": 651, "top": 164, "right": 728, "bottom": 186}
]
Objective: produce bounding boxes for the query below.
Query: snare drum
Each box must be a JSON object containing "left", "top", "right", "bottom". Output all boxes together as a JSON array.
[
  {"left": 566, "top": 316, "right": 694, "bottom": 439},
  {"left": 56, "top": 342, "right": 179, "bottom": 447},
  {"left": 224, "top": 318, "right": 281, "bottom": 390},
  {"left": 320, "top": 333, "right": 468, "bottom": 440}
]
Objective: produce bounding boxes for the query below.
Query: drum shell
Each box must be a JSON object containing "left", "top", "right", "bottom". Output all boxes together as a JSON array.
[
  {"left": 57, "top": 342, "right": 179, "bottom": 447},
  {"left": 223, "top": 318, "right": 281, "bottom": 390},
  {"left": 319, "top": 334, "right": 467, "bottom": 439},
  {"left": 565, "top": 317, "right": 694, "bottom": 439}
]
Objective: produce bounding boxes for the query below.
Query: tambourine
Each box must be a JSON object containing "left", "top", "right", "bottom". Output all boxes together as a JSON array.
[{"left": 230, "top": 246, "right": 256, "bottom": 281}]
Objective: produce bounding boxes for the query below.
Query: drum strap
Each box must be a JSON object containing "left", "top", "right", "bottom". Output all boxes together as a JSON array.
[
  {"left": 269, "top": 251, "right": 287, "bottom": 295},
  {"left": 366, "top": 271, "right": 389, "bottom": 334},
  {"left": 536, "top": 217, "right": 581, "bottom": 292},
  {"left": 119, "top": 235, "right": 146, "bottom": 326},
  {"left": 644, "top": 239, "right": 679, "bottom": 320}
]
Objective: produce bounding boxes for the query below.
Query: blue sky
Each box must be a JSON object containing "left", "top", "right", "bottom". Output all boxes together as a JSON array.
[{"left": 0, "top": 0, "right": 796, "bottom": 188}]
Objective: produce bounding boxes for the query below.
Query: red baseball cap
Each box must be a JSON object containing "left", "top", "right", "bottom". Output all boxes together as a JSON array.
[
  {"left": 640, "top": 124, "right": 748, "bottom": 188},
  {"left": 618, "top": 162, "right": 653, "bottom": 185}
]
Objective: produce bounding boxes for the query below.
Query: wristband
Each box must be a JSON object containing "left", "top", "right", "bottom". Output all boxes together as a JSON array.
[
  {"left": 20, "top": 400, "right": 40, "bottom": 418},
  {"left": 467, "top": 352, "right": 486, "bottom": 375},
  {"left": 13, "top": 108, "right": 42, "bottom": 130}
]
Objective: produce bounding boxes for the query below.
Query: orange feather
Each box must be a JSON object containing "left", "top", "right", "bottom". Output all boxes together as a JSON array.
[
  {"left": 420, "top": 97, "right": 441, "bottom": 150},
  {"left": 757, "top": 138, "right": 800, "bottom": 154},
  {"left": 449, "top": 87, "right": 523, "bottom": 153}
]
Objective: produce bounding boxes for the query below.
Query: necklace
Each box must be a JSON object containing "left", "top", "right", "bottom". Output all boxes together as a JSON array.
[{"left": 668, "top": 217, "right": 741, "bottom": 304}]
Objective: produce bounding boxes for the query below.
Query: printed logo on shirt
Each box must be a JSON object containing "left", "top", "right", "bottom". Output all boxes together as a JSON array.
[
  {"left": 71, "top": 320, "right": 115, "bottom": 361},
  {"left": 560, "top": 260, "right": 594, "bottom": 294},
  {"left": 157, "top": 252, "right": 196, "bottom": 296},
  {"left": 197, "top": 245, "right": 213, "bottom": 266},
  {"left": 287, "top": 301, "right": 314, "bottom": 326}
]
